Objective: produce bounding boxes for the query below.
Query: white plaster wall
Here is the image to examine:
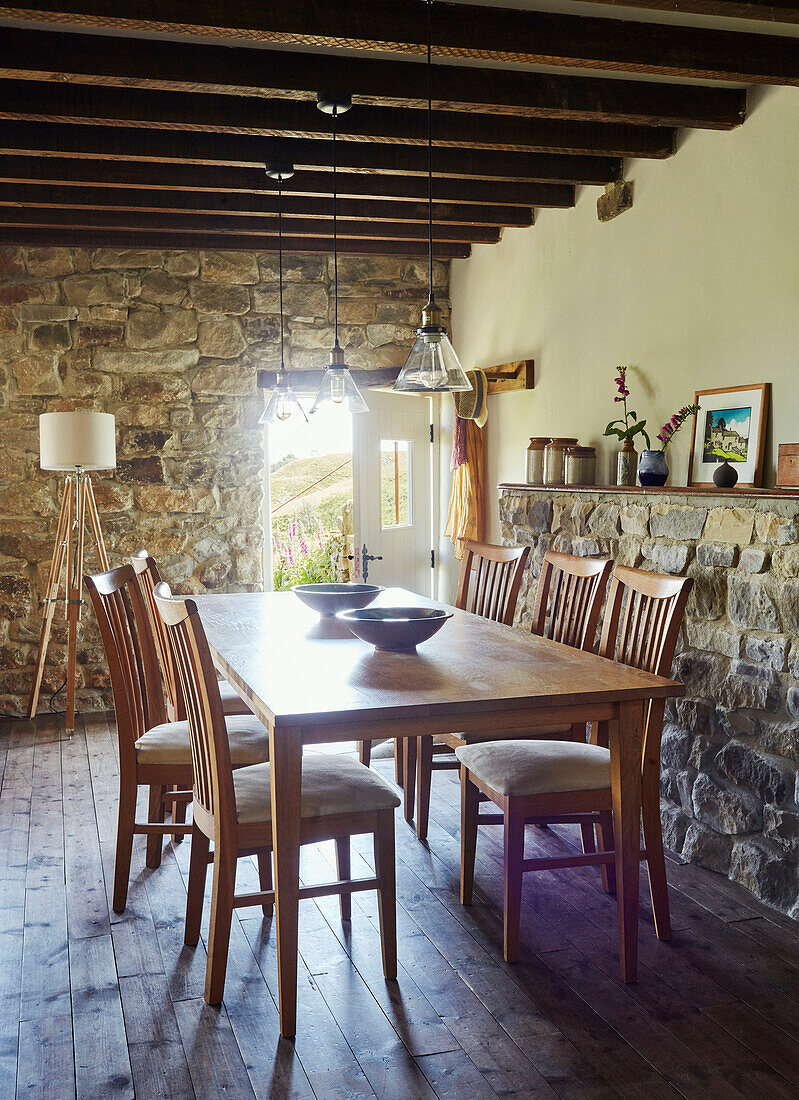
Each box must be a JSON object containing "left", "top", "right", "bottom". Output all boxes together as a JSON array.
[{"left": 447, "top": 85, "right": 799, "bottom": 554}]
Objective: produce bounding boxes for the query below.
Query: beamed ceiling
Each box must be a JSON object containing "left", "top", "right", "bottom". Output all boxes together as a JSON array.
[{"left": 0, "top": 1, "right": 797, "bottom": 257}]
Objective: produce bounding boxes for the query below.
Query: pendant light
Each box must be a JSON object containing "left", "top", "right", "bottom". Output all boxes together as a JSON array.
[
  {"left": 259, "top": 162, "right": 308, "bottom": 424},
  {"left": 311, "top": 92, "right": 369, "bottom": 415},
  {"left": 393, "top": 0, "right": 472, "bottom": 394}
]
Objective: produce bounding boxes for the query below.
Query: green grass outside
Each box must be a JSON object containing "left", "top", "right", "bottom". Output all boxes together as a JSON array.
[{"left": 704, "top": 447, "right": 746, "bottom": 463}]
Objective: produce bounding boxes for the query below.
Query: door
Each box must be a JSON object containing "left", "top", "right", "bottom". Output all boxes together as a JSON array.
[{"left": 353, "top": 389, "right": 434, "bottom": 595}]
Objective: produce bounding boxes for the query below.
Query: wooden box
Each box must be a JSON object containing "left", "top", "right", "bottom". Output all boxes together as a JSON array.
[{"left": 777, "top": 444, "right": 799, "bottom": 488}]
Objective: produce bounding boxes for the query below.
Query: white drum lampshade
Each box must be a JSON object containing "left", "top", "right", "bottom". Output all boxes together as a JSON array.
[{"left": 39, "top": 411, "right": 116, "bottom": 472}]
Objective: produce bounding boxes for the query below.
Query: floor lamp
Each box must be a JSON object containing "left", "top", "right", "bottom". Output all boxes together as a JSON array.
[{"left": 27, "top": 410, "right": 116, "bottom": 734}]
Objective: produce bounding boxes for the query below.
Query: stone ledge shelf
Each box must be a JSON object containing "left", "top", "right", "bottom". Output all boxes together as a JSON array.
[
  {"left": 498, "top": 484, "right": 799, "bottom": 920},
  {"left": 500, "top": 483, "right": 799, "bottom": 501}
]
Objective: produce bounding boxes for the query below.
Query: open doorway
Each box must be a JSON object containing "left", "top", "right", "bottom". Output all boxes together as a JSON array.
[
  {"left": 263, "top": 391, "right": 438, "bottom": 594},
  {"left": 264, "top": 406, "right": 355, "bottom": 591}
]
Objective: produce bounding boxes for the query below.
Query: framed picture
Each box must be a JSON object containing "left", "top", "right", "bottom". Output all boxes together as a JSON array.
[{"left": 688, "top": 383, "right": 770, "bottom": 488}]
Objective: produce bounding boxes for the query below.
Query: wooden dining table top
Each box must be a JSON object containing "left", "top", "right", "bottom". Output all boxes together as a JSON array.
[{"left": 193, "top": 588, "right": 684, "bottom": 734}]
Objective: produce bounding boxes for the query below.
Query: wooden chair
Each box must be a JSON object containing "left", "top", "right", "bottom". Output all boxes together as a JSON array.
[
  {"left": 152, "top": 582, "right": 401, "bottom": 1006},
  {"left": 455, "top": 540, "right": 532, "bottom": 626},
  {"left": 531, "top": 550, "right": 613, "bottom": 651},
  {"left": 131, "top": 550, "right": 253, "bottom": 719},
  {"left": 404, "top": 541, "right": 530, "bottom": 838},
  {"left": 360, "top": 539, "right": 531, "bottom": 791},
  {"left": 85, "top": 565, "right": 269, "bottom": 912},
  {"left": 456, "top": 565, "right": 692, "bottom": 962},
  {"left": 411, "top": 547, "right": 612, "bottom": 843}
]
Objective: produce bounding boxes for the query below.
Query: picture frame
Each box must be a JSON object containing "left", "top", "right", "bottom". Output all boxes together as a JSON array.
[{"left": 688, "top": 383, "right": 770, "bottom": 488}]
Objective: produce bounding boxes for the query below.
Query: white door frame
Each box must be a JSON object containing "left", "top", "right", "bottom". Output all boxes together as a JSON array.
[{"left": 353, "top": 390, "right": 439, "bottom": 595}]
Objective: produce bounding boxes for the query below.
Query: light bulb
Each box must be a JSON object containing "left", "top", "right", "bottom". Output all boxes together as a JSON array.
[
  {"left": 329, "top": 371, "right": 347, "bottom": 404},
  {"left": 259, "top": 374, "right": 308, "bottom": 424},
  {"left": 418, "top": 332, "right": 448, "bottom": 389},
  {"left": 275, "top": 394, "right": 293, "bottom": 421}
]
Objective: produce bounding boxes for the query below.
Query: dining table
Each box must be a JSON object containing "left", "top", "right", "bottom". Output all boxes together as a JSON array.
[{"left": 193, "top": 586, "right": 684, "bottom": 1039}]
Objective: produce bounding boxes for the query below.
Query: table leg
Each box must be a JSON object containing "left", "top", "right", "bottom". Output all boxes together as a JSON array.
[
  {"left": 269, "top": 727, "right": 302, "bottom": 1039},
  {"left": 609, "top": 700, "right": 644, "bottom": 983},
  {"left": 403, "top": 735, "right": 417, "bottom": 824}
]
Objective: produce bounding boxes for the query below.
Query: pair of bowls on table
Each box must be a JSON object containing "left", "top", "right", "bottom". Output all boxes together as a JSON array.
[{"left": 291, "top": 583, "right": 451, "bottom": 652}]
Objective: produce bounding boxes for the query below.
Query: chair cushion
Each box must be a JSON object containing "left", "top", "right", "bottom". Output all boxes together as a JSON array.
[
  {"left": 135, "top": 715, "right": 268, "bottom": 767},
  {"left": 219, "top": 679, "right": 253, "bottom": 716},
  {"left": 438, "top": 725, "right": 572, "bottom": 746},
  {"left": 234, "top": 755, "right": 401, "bottom": 825},
  {"left": 455, "top": 740, "right": 611, "bottom": 797}
]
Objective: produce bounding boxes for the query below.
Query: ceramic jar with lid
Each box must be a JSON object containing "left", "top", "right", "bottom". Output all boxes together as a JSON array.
[
  {"left": 564, "top": 445, "right": 597, "bottom": 486},
  {"left": 525, "top": 437, "right": 551, "bottom": 484},
  {"left": 543, "top": 437, "right": 578, "bottom": 485}
]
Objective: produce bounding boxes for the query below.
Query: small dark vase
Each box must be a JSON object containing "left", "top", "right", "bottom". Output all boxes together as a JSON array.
[
  {"left": 713, "top": 459, "right": 739, "bottom": 489},
  {"left": 638, "top": 449, "right": 669, "bottom": 487}
]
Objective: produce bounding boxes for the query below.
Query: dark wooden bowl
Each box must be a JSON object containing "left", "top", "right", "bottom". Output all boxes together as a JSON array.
[
  {"left": 338, "top": 606, "right": 453, "bottom": 651},
  {"left": 291, "top": 583, "right": 384, "bottom": 618}
]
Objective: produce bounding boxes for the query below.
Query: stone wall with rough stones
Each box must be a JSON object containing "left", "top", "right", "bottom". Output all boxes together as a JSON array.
[
  {"left": 500, "top": 486, "right": 799, "bottom": 918},
  {"left": 0, "top": 244, "right": 449, "bottom": 717}
]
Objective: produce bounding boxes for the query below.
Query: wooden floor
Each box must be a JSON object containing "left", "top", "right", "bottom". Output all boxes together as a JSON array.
[{"left": 2, "top": 716, "right": 799, "bottom": 1100}]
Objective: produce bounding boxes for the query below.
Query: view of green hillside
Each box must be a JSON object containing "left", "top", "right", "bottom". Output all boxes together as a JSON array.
[
  {"left": 270, "top": 452, "right": 353, "bottom": 538},
  {"left": 268, "top": 448, "right": 411, "bottom": 589}
]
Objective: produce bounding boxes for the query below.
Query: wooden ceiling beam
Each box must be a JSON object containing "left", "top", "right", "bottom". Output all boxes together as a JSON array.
[
  {"left": 0, "top": 154, "right": 575, "bottom": 208},
  {"left": 556, "top": 0, "right": 799, "bottom": 25},
  {"left": 0, "top": 182, "right": 535, "bottom": 227},
  {"left": 0, "top": 80, "right": 676, "bottom": 159},
  {"left": 0, "top": 205, "right": 502, "bottom": 243},
  {"left": 0, "top": 1, "right": 796, "bottom": 85},
  {"left": 0, "top": 26, "right": 747, "bottom": 130},
  {"left": 0, "top": 224, "right": 472, "bottom": 258},
  {"left": 0, "top": 120, "right": 621, "bottom": 185}
]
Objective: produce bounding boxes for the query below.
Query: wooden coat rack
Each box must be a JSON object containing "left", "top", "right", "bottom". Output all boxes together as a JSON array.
[{"left": 481, "top": 359, "right": 535, "bottom": 395}]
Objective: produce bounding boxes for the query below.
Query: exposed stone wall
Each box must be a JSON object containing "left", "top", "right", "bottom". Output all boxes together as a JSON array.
[
  {"left": 500, "top": 487, "right": 799, "bottom": 918},
  {"left": 0, "top": 245, "right": 449, "bottom": 716}
]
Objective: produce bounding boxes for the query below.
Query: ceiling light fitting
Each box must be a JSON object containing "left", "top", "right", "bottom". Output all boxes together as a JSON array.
[
  {"left": 259, "top": 161, "right": 308, "bottom": 424},
  {"left": 311, "top": 92, "right": 368, "bottom": 414},
  {"left": 393, "top": 0, "right": 471, "bottom": 395}
]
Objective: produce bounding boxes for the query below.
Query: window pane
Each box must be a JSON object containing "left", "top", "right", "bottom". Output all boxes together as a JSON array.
[{"left": 380, "top": 439, "right": 411, "bottom": 528}]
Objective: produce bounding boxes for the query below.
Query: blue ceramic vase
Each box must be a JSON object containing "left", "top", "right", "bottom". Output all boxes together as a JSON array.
[{"left": 638, "top": 449, "right": 669, "bottom": 487}]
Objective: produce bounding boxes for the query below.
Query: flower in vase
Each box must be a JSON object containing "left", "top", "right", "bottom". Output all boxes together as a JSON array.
[{"left": 657, "top": 403, "right": 700, "bottom": 449}]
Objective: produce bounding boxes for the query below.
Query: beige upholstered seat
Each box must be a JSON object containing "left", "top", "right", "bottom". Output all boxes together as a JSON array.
[
  {"left": 218, "top": 679, "right": 252, "bottom": 715},
  {"left": 234, "top": 756, "right": 400, "bottom": 825},
  {"left": 135, "top": 714, "right": 268, "bottom": 767},
  {"left": 455, "top": 740, "right": 610, "bottom": 798}
]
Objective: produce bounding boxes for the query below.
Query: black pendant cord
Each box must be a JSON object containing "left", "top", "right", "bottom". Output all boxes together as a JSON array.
[
  {"left": 278, "top": 181, "right": 285, "bottom": 372},
  {"left": 427, "top": 0, "right": 434, "bottom": 304},
  {"left": 332, "top": 107, "right": 339, "bottom": 347}
]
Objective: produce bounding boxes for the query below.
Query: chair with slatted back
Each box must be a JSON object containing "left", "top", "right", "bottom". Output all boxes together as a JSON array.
[
  {"left": 131, "top": 550, "right": 253, "bottom": 719},
  {"left": 410, "top": 547, "right": 613, "bottom": 843},
  {"left": 85, "top": 565, "right": 269, "bottom": 912},
  {"left": 456, "top": 565, "right": 692, "bottom": 962},
  {"left": 152, "top": 582, "right": 400, "bottom": 1006},
  {"left": 403, "top": 541, "right": 530, "bottom": 840},
  {"left": 456, "top": 540, "right": 532, "bottom": 625},
  {"left": 531, "top": 550, "right": 613, "bottom": 652}
]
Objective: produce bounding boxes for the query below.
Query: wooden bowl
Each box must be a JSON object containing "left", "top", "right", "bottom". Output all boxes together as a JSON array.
[
  {"left": 338, "top": 606, "right": 452, "bottom": 651},
  {"left": 291, "top": 583, "right": 384, "bottom": 618}
]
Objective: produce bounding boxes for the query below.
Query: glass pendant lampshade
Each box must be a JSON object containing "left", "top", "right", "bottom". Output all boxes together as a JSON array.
[
  {"left": 259, "top": 161, "right": 308, "bottom": 425},
  {"left": 260, "top": 371, "right": 306, "bottom": 423},
  {"left": 311, "top": 91, "right": 368, "bottom": 415},
  {"left": 393, "top": 298, "right": 472, "bottom": 393},
  {"left": 393, "top": 0, "right": 471, "bottom": 397},
  {"left": 310, "top": 343, "right": 369, "bottom": 414}
]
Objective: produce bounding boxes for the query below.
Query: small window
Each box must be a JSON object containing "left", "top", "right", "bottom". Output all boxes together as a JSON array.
[{"left": 380, "top": 439, "right": 411, "bottom": 528}]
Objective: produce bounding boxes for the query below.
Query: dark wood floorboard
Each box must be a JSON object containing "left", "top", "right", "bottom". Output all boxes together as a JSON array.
[{"left": 1, "top": 713, "right": 798, "bottom": 1099}]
